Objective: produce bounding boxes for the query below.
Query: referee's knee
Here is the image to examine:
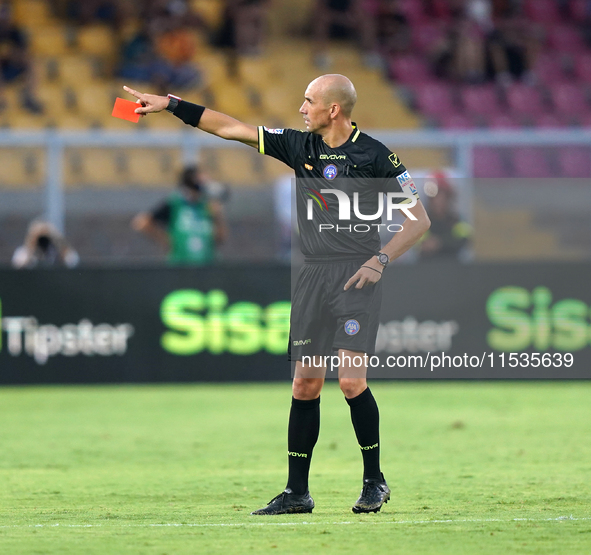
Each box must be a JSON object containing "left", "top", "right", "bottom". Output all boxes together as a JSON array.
[
  {"left": 339, "top": 378, "right": 367, "bottom": 399},
  {"left": 292, "top": 378, "right": 324, "bottom": 400}
]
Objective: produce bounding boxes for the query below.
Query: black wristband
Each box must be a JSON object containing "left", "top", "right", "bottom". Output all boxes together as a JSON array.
[{"left": 172, "top": 100, "right": 206, "bottom": 127}]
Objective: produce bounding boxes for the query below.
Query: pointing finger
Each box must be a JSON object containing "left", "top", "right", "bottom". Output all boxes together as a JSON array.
[{"left": 123, "top": 85, "right": 143, "bottom": 100}]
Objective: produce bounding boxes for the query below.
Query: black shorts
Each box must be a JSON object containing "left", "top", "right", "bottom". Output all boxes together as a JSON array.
[{"left": 288, "top": 257, "right": 382, "bottom": 361}]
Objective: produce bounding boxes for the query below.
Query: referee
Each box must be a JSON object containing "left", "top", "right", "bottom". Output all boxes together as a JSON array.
[{"left": 124, "top": 74, "right": 430, "bottom": 514}]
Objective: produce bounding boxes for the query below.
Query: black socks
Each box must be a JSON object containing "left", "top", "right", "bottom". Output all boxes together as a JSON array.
[
  {"left": 346, "top": 387, "right": 382, "bottom": 482},
  {"left": 285, "top": 396, "right": 320, "bottom": 495}
]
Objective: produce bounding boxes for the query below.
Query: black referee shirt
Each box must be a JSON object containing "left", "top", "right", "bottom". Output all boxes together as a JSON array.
[{"left": 258, "top": 124, "right": 419, "bottom": 258}]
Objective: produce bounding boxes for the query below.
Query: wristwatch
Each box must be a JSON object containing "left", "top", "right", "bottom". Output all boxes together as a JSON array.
[
  {"left": 166, "top": 94, "right": 182, "bottom": 113},
  {"left": 376, "top": 252, "right": 389, "bottom": 268}
]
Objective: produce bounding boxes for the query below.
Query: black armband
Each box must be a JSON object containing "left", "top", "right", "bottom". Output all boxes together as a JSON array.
[{"left": 172, "top": 100, "right": 206, "bottom": 127}]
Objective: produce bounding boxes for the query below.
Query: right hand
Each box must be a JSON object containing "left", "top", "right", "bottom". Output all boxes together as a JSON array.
[{"left": 123, "top": 86, "right": 169, "bottom": 116}]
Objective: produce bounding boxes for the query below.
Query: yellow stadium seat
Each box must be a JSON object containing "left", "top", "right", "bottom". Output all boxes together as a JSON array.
[
  {"left": 191, "top": 0, "right": 225, "bottom": 28},
  {"left": 36, "top": 84, "right": 69, "bottom": 117},
  {"left": 210, "top": 79, "right": 255, "bottom": 121},
  {"left": 30, "top": 26, "right": 70, "bottom": 56},
  {"left": 126, "top": 149, "right": 183, "bottom": 187},
  {"left": 0, "top": 148, "right": 45, "bottom": 189},
  {"left": 57, "top": 55, "right": 97, "bottom": 86},
  {"left": 64, "top": 148, "right": 122, "bottom": 188},
  {"left": 76, "top": 25, "right": 117, "bottom": 58},
  {"left": 13, "top": 0, "right": 53, "bottom": 26},
  {"left": 201, "top": 147, "right": 262, "bottom": 187},
  {"left": 75, "top": 83, "right": 116, "bottom": 119}
]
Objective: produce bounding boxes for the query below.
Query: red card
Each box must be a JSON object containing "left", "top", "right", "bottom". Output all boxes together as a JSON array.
[{"left": 112, "top": 97, "right": 141, "bottom": 123}]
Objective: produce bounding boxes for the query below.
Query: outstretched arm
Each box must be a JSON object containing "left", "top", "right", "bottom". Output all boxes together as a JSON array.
[{"left": 123, "top": 86, "right": 259, "bottom": 148}]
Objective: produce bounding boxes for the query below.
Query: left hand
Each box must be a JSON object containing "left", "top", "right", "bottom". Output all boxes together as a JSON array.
[{"left": 344, "top": 256, "right": 384, "bottom": 290}]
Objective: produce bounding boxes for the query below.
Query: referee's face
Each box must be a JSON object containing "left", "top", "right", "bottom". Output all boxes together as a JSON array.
[{"left": 300, "top": 82, "right": 331, "bottom": 134}]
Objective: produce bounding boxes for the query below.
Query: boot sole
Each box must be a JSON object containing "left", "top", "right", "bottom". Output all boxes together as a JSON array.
[{"left": 351, "top": 493, "right": 390, "bottom": 514}]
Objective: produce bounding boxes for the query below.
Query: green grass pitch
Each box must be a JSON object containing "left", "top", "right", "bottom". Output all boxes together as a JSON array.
[{"left": 1, "top": 381, "right": 590, "bottom": 554}]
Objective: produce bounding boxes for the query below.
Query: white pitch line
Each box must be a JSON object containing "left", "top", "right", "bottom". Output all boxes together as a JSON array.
[{"left": 0, "top": 515, "right": 589, "bottom": 530}]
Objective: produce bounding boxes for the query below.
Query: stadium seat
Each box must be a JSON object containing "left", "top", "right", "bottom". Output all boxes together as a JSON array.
[
  {"left": 430, "top": 0, "right": 452, "bottom": 19},
  {"left": 473, "top": 147, "right": 508, "bottom": 178},
  {"left": 512, "top": 147, "right": 553, "bottom": 178},
  {"left": 557, "top": 146, "right": 591, "bottom": 178},
  {"left": 531, "top": 53, "right": 566, "bottom": 86},
  {"left": 549, "top": 83, "right": 590, "bottom": 117},
  {"left": 56, "top": 56, "right": 97, "bottom": 86},
  {"left": 525, "top": 0, "right": 561, "bottom": 23},
  {"left": 399, "top": 0, "right": 431, "bottom": 24},
  {"left": 532, "top": 113, "right": 568, "bottom": 128},
  {"left": 548, "top": 25, "right": 585, "bottom": 52},
  {"left": 30, "top": 26, "right": 70, "bottom": 56},
  {"left": 76, "top": 25, "right": 117, "bottom": 58},
  {"left": 0, "top": 148, "right": 45, "bottom": 188},
  {"left": 412, "top": 23, "right": 447, "bottom": 53},
  {"left": 460, "top": 85, "right": 502, "bottom": 116},
  {"left": 414, "top": 83, "right": 456, "bottom": 116},
  {"left": 438, "top": 113, "right": 475, "bottom": 129},
  {"left": 569, "top": 0, "right": 588, "bottom": 22},
  {"left": 574, "top": 53, "right": 591, "bottom": 83},
  {"left": 485, "top": 113, "right": 521, "bottom": 129},
  {"left": 505, "top": 84, "right": 546, "bottom": 117},
  {"left": 388, "top": 55, "right": 434, "bottom": 85}
]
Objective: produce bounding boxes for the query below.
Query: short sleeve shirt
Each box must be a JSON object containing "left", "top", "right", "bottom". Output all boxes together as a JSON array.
[{"left": 258, "top": 124, "right": 419, "bottom": 257}]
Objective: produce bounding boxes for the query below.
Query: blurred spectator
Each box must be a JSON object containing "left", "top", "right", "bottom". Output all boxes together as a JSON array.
[
  {"left": 117, "top": 9, "right": 204, "bottom": 93},
  {"left": 215, "top": 0, "right": 270, "bottom": 57},
  {"left": 431, "top": 1, "right": 491, "bottom": 83},
  {"left": 0, "top": 1, "right": 43, "bottom": 113},
  {"left": 376, "top": 0, "right": 411, "bottom": 56},
  {"left": 311, "top": 0, "right": 382, "bottom": 68},
  {"left": 487, "top": 3, "right": 540, "bottom": 84},
  {"left": 418, "top": 173, "right": 471, "bottom": 262},
  {"left": 60, "top": 0, "right": 133, "bottom": 30},
  {"left": 12, "top": 220, "right": 80, "bottom": 269},
  {"left": 131, "top": 165, "right": 228, "bottom": 265}
]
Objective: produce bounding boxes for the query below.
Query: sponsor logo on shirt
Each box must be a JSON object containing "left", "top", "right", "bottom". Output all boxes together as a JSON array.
[
  {"left": 323, "top": 164, "right": 338, "bottom": 180},
  {"left": 305, "top": 163, "right": 313, "bottom": 170},
  {"left": 320, "top": 154, "right": 346, "bottom": 160},
  {"left": 344, "top": 319, "right": 360, "bottom": 336},
  {"left": 396, "top": 171, "right": 418, "bottom": 195},
  {"left": 263, "top": 127, "right": 284, "bottom": 134}
]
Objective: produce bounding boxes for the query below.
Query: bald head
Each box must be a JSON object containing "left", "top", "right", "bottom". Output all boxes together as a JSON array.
[{"left": 308, "top": 74, "right": 357, "bottom": 118}]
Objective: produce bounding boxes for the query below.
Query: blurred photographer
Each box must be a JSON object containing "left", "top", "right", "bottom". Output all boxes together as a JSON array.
[{"left": 12, "top": 220, "right": 80, "bottom": 269}]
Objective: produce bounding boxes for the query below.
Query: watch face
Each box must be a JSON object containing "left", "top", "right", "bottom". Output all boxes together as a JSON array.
[{"left": 378, "top": 253, "right": 389, "bottom": 266}]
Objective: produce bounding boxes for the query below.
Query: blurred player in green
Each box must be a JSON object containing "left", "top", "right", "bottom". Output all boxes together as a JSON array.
[{"left": 132, "top": 165, "right": 227, "bottom": 265}]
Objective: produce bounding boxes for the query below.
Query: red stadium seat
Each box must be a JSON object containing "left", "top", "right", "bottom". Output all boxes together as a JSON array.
[
  {"left": 399, "top": 0, "right": 430, "bottom": 24},
  {"left": 574, "top": 53, "right": 591, "bottom": 83},
  {"left": 525, "top": 0, "right": 561, "bottom": 23},
  {"left": 548, "top": 25, "right": 585, "bottom": 52},
  {"left": 532, "top": 113, "right": 568, "bottom": 128},
  {"left": 550, "top": 83, "right": 590, "bottom": 116},
  {"left": 415, "top": 82, "right": 456, "bottom": 116},
  {"left": 557, "top": 146, "right": 591, "bottom": 177},
  {"left": 438, "top": 113, "right": 476, "bottom": 129},
  {"left": 389, "top": 55, "right": 434, "bottom": 85},
  {"left": 569, "top": 0, "right": 588, "bottom": 22},
  {"left": 484, "top": 113, "right": 521, "bottom": 129},
  {"left": 532, "top": 53, "right": 566, "bottom": 86},
  {"left": 512, "top": 147, "right": 553, "bottom": 178},
  {"left": 505, "top": 84, "right": 546, "bottom": 116},
  {"left": 460, "top": 85, "right": 502, "bottom": 116},
  {"left": 412, "top": 23, "right": 447, "bottom": 53},
  {"left": 430, "top": 0, "right": 451, "bottom": 19},
  {"left": 473, "top": 147, "right": 509, "bottom": 178}
]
